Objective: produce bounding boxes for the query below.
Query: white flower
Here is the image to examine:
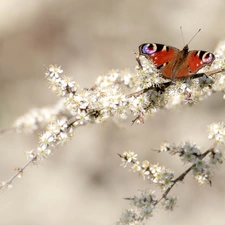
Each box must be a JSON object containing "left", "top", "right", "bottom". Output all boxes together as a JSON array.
[
  {"left": 123, "top": 72, "right": 136, "bottom": 88},
  {"left": 209, "top": 149, "right": 224, "bottom": 164},
  {"left": 208, "top": 122, "right": 225, "bottom": 143},
  {"left": 24, "top": 149, "right": 36, "bottom": 160},
  {"left": 126, "top": 151, "right": 137, "bottom": 162},
  {"left": 140, "top": 169, "right": 150, "bottom": 180},
  {"left": 37, "top": 145, "right": 52, "bottom": 159},
  {"left": 193, "top": 159, "right": 207, "bottom": 172},
  {"left": 1, "top": 182, "right": 13, "bottom": 189},
  {"left": 39, "top": 131, "right": 55, "bottom": 145},
  {"left": 140, "top": 206, "right": 153, "bottom": 219},
  {"left": 142, "top": 160, "right": 150, "bottom": 169},
  {"left": 48, "top": 64, "right": 63, "bottom": 78},
  {"left": 76, "top": 111, "right": 90, "bottom": 125},
  {"left": 160, "top": 141, "right": 171, "bottom": 152},
  {"left": 178, "top": 142, "right": 201, "bottom": 163},
  {"left": 162, "top": 196, "right": 178, "bottom": 211},
  {"left": 132, "top": 162, "right": 141, "bottom": 173},
  {"left": 199, "top": 75, "right": 213, "bottom": 88},
  {"left": 119, "top": 209, "right": 136, "bottom": 224}
]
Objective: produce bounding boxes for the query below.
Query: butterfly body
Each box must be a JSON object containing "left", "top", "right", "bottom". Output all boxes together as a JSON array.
[{"left": 139, "top": 43, "right": 215, "bottom": 80}]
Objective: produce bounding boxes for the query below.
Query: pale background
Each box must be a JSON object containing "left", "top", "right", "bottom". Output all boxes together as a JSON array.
[{"left": 0, "top": 0, "right": 225, "bottom": 224}]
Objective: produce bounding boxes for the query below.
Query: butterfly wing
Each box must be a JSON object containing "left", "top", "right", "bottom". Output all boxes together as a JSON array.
[
  {"left": 170, "top": 47, "right": 215, "bottom": 79},
  {"left": 187, "top": 50, "right": 215, "bottom": 73},
  {"left": 139, "top": 43, "right": 180, "bottom": 79}
]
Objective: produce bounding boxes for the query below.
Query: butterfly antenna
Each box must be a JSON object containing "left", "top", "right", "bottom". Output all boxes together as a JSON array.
[
  {"left": 187, "top": 28, "right": 201, "bottom": 45},
  {"left": 180, "top": 26, "right": 185, "bottom": 46}
]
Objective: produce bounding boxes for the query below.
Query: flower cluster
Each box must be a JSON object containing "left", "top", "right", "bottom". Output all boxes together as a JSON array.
[
  {"left": 118, "top": 123, "right": 225, "bottom": 224},
  {"left": 14, "top": 101, "right": 68, "bottom": 133},
  {"left": 25, "top": 119, "right": 74, "bottom": 162},
  {"left": 117, "top": 149, "right": 220, "bottom": 224},
  {"left": 118, "top": 151, "right": 177, "bottom": 224},
  {"left": 135, "top": 55, "right": 166, "bottom": 89},
  {"left": 208, "top": 122, "right": 225, "bottom": 144},
  {"left": 209, "top": 148, "right": 224, "bottom": 164},
  {"left": 162, "top": 195, "right": 178, "bottom": 211},
  {"left": 176, "top": 142, "right": 201, "bottom": 164},
  {"left": 46, "top": 65, "right": 78, "bottom": 96},
  {"left": 46, "top": 66, "right": 132, "bottom": 123},
  {"left": 120, "top": 151, "right": 174, "bottom": 190},
  {"left": 159, "top": 140, "right": 224, "bottom": 185},
  {"left": 116, "top": 190, "right": 157, "bottom": 225}
]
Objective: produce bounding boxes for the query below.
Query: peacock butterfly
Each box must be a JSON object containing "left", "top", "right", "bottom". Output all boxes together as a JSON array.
[{"left": 138, "top": 42, "right": 216, "bottom": 80}]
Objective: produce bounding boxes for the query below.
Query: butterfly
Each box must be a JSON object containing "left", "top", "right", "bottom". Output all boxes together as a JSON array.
[{"left": 138, "top": 42, "right": 216, "bottom": 80}]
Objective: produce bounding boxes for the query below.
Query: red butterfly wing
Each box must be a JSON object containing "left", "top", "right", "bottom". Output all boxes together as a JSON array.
[
  {"left": 139, "top": 43, "right": 179, "bottom": 79},
  {"left": 187, "top": 50, "right": 215, "bottom": 73},
  {"left": 172, "top": 47, "right": 215, "bottom": 79}
]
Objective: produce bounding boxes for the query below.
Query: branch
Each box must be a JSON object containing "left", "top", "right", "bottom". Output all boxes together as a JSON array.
[
  {"left": 157, "top": 149, "right": 212, "bottom": 202},
  {"left": 0, "top": 155, "right": 37, "bottom": 190}
]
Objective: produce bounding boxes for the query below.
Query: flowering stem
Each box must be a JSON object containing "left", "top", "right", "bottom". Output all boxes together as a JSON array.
[
  {"left": 0, "top": 155, "right": 37, "bottom": 190},
  {"left": 157, "top": 148, "right": 212, "bottom": 203},
  {"left": 120, "top": 148, "right": 213, "bottom": 206},
  {"left": 0, "top": 116, "right": 80, "bottom": 190}
]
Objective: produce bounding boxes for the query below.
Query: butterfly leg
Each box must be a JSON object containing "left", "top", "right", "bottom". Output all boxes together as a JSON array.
[
  {"left": 190, "top": 73, "right": 207, "bottom": 79},
  {"left": 155, "top": 81, "right": 174, "bottom": 92}
]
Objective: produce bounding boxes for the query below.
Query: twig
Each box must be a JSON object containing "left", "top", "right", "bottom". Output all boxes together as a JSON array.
[
  {"left": 0, "top": 116, "right": 80, "bottom": 190},
  {"left": 156, "top": 149, "right": 212, "bottom": 204},
  {"left": 0, "top": 155, "right": 37, "bottom": 190},
  {"left": 121, "top": 148, "right": 212, "bottom": 206}
]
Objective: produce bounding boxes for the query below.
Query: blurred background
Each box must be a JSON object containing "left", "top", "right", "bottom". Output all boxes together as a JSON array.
[{"left": 1, "top": 0, "right": 225, "bottom": 224}]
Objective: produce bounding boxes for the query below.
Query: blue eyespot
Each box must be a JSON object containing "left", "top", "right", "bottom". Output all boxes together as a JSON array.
[
  {"left": 142, "top": 44, "right": 155, "bottom": 54},
  {"left": 202, "top": 52, "right": 214, "bottom": 63}
]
